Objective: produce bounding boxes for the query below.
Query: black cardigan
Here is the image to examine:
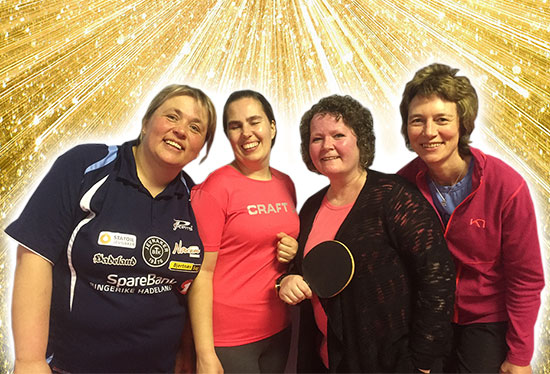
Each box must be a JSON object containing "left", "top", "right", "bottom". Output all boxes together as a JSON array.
[{"left": 291, "top": 170, "right": 455, "bottom": 373}]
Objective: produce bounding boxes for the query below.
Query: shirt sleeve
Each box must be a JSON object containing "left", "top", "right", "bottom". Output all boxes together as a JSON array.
[
  {"left": 387, "top": 182, "right": 456, "bottom": 369},
  {"left": 190, "top": 185, "right": 227, "bottom": 252},
  {"left": 501, "top": 180, "right": 545, "bottom": 366},
  {"left": 285, "top": 175, "right": 298, "bottom": 207},
  {"left": 5, "top": 146, "right": 100, "bottom": 264}
]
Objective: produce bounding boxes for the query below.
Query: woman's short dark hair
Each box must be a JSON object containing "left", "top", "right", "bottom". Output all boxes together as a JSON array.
[
  {"left": 222, "top": 90, "right": 277, "bottom": 146},
  {"left": 299, "top": 94, "right": 375, "bottom": 173},
  {"left": 400, "top": 63, "right": 478, "bottom": 156}
]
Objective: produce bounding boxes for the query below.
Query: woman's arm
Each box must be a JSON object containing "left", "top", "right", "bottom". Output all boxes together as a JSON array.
[
  {"left": 12, "top": 245, "right": 53, "bottom": 374},
  {"left": 188, "top": 251, "right": 223, "bottom": 374},
  {"left": 500, "top": 181, "right": 544, "bottom": 369},
  {"left": 188, "top": 185, "right": 228, "bottom": 373}
]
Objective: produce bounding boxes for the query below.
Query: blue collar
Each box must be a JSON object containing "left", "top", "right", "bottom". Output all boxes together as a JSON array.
[{"left": 116, "top": 140, "right": 191, "bottom": 198}]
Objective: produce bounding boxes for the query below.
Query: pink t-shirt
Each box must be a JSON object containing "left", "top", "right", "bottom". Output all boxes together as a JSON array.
[
  {"left": 304, "top": 196, "right": 353, "bottom": 368},
  {"left": 191, "top": 165, "right": 300, "bottom": 346}
]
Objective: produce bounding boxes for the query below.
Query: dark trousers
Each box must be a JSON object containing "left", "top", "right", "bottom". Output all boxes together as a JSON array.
[
  {"left": 438, "top": 322, "right": 508, "bottom": 373},
  {"left": 215, "top": 327, "right": 291, "bottom": 373}
]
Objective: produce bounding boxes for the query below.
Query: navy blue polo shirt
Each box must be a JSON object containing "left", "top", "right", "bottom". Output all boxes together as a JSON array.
[{"left": 6, "top": 140, "right": 204, "bottom": 373}]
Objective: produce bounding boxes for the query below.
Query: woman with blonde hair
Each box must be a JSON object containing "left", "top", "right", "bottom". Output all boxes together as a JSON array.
[{"left": 7, "top": 84, "right": 216, "bottom": 373}]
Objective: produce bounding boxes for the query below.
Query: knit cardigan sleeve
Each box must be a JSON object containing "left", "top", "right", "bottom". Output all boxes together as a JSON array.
[
  {"left": 327, "top": 171, "right": 455, "bottom": 372},
  {"left": 384, "top": 177, "right": 456, "bottom": 368}
]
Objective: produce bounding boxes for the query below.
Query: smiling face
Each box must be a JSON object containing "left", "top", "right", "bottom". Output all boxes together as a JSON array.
[
  {"left": 309, "top": 113, "right": 362, "bottom": 181},
  {"left": 225, "top": 97, "right": 276, "bottom": 173},
  {"left": 140, "top": 95, "right": 208, "bottom": 170},
  {"left": 406, "top": 94, "right": 463, "bottom": 170}
]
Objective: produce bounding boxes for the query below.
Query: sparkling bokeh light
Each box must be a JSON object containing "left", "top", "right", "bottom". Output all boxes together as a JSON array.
[{"left": 1, "top": 0, "right": 549, "bottom": 372}]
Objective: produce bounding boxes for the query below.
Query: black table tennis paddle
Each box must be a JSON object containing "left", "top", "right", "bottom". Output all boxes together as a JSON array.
[{"left": 302, "top": 240, "right": 355, "bottom": 298}]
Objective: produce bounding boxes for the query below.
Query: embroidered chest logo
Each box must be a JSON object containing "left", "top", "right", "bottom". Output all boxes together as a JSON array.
[
  {"left": 97, "top": 231, "right": 136, "bottom": 249},
  {"left": 179, "top": 279, "right": 193, "bottom": 295},
  {"left": 142, "top": 236, "right": 171, "bottom": 267},
  {"left": 173, "top": 219, "right": 193, "bottom": 231},
  {"left": 169, "top": 261, "right": 201, "bottom": 273},
  {"left": 470, "top": 218, "right": 486, "bottom": 228},
  {"left": 93, "top": 253, "right": 137, "bottom": 267},
  {"left": 172, "top": 240, "right": 201, "bottom": 258}
]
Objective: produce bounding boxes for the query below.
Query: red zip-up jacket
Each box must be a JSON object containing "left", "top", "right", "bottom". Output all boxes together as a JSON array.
[{"left": 398, "top": 147, "right": 544, "bottom": 366}]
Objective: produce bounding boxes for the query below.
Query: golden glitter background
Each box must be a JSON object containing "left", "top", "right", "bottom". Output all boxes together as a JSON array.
[{"left": 0, "top": 0, "right": 549, "bottom": 372}]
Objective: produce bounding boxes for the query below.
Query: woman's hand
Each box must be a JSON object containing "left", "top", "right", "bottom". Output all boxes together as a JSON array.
[
  {"left": 278, "top": 275, "right": 312, "bottom": 305},
  {"left": 500, "top": 360, "right": 531, "bottom": 374},
  {"left": 276, "top": 232, "right": 298, "bottom": 263},
  {"left": 196, "top": 352, "right": 224, "bottom": 374}
]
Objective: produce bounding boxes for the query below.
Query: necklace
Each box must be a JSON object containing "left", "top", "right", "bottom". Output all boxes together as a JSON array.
[{"left": 430, "top": 166, "right": 467, "bottom": 208}]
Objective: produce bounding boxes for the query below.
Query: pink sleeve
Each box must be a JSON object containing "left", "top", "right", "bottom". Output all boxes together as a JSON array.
[
  {"left": 501, "top": 181, "right": 545, "bottom": 366},
  {"left": 191, "top": 186, "right": 226, "bottom": 252},
  {"left": 285, "top": 175, "right": 298, "bottom": 206}
]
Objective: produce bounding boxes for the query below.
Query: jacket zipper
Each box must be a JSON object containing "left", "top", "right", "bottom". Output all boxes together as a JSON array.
[{"left": 445, "top": 176, "right": 484, "bottom": 323}]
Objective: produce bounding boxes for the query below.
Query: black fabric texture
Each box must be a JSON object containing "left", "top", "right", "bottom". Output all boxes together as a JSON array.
[{"left": 290, "top": 170, "right": 456, "bottom": 373}]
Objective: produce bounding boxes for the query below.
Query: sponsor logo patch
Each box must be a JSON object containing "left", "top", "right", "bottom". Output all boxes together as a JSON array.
[
  {"left": 173, "top": 219, "right": 194, "bottom": 231},
  {"left": 169, "top": 261, "right": 201, "bottom": 273},
  {"left": 106, "top": 273, "right": 176, "bottom": 288},
  {"left": 172, "top": 241, "right": 201, "bottom": 258},
  {"left": 90, "top": 273, "right": 178, "bottom": 294},
  {"left": 93, "top": 253, "right": 137, "bottom": 267},
  {"left": 142, "top": 236, "right": 171, "bottom": 268},
  {"left": 179, "top": 279, "right": 193, "bottom": 295},
  {"left": 97, "top": 231, "right": 136, "bottom": 249}
]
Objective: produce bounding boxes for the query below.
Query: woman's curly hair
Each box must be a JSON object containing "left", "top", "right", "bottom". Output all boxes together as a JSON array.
[{"left": 299, "top": 94, "right": 375, "bottom": 174}]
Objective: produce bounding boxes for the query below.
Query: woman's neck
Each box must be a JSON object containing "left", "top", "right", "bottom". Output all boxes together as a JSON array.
[
  {"left": 133, "top": 146, "right": 179, "bottom": 197},
  {"left": 230, "top": 159, "right": 272, "bottom": 181},
  {"left": 326, "top": 169, "right": 367, "bottom": 206},
  {"left": 427, "top": 155, "right": 471, "bottom": 186}
]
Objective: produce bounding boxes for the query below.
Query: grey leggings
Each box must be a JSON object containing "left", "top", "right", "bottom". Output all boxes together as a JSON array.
[{"left": 215, "top": 327, "right": 291, "bottom": 373}]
